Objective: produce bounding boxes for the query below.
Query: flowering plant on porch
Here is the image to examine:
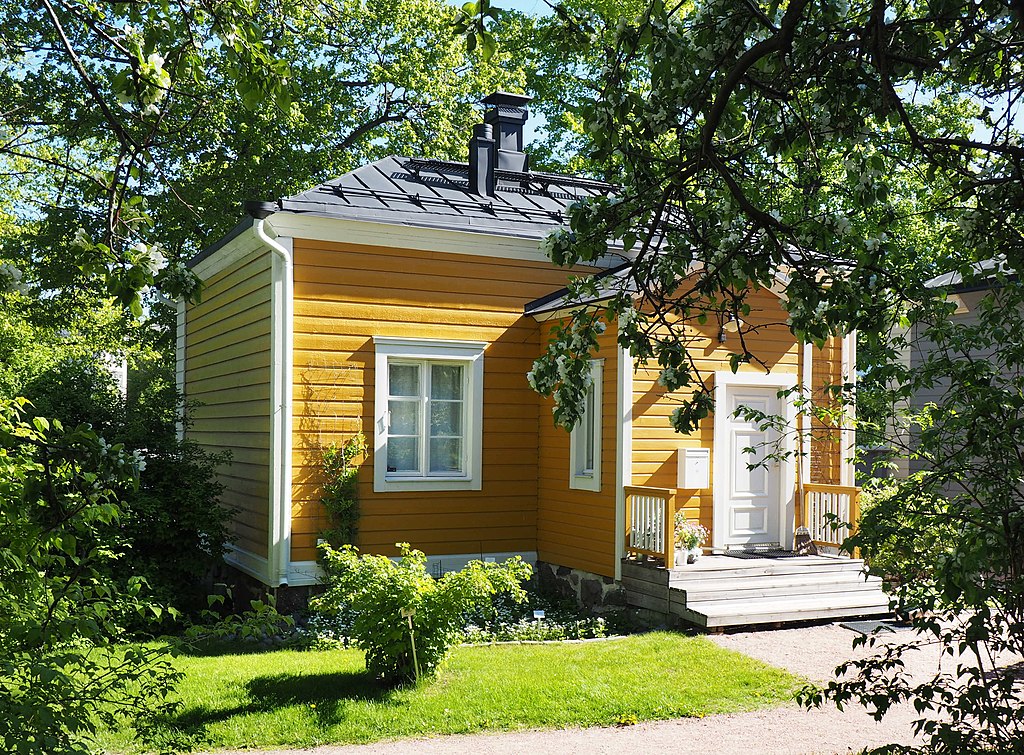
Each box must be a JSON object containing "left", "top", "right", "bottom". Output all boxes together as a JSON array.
[{"left": 674, "top": 511, "right": 709, "bottom": 551}]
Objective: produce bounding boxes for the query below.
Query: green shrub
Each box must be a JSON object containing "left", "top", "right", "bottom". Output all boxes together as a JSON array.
[
  {"left": 18, "top": 355, "right": 234, "bottom": 622},
  {"left": 0, "top": 400, "right": 180, "bottom": 754},
  {"left": 119, "top": 439, "right": 234, "bottom": 619},
  {"left": 312, "top": 543, "right": 532, "bottom": 684},
  {"left": 858, "top": 476, "right": 959, "bottom": 593}
]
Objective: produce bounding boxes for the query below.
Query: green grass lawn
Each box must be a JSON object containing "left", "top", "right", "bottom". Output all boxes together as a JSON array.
[{"left": 99, "top": 632, "right": 801, "bottom": 752}]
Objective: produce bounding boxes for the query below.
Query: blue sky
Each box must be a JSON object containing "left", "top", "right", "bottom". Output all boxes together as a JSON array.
[{"left": 446, "top": 0, "right": 551, "bottom": 15}]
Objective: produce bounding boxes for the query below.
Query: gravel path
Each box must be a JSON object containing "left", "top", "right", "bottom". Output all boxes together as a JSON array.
[{"left": 216, "top": 622, "right": 1016, "bottom": 755}]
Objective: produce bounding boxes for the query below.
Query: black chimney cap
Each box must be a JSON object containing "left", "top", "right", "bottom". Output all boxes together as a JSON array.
[
  {"left": 482, "top": 91, "right": 532, "bottom": 108},
  {"left": 245, "top": 200, "right": 279, "bottom": 218}
]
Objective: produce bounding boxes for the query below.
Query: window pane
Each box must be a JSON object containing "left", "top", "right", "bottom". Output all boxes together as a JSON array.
[
  {"left": 387, "top": 436, "right": 419, "bottom": 473},
  {"left": 430, "top": 364, "right": 463, "bottom": 400},
  {"left": 429, "top": 437, "right": 463, "bottom": 474},
  {"left": 430, "top": 400, "right": 462, "bottom": 436},
  {"left": 584, "top": 387, "right": 596, "bottom": 470},
  {"left": 389, "top": 399, "right": 419, "bottom": 435},
  {"left": 389, "top": 364, "right": 419, "bottom": 397}
]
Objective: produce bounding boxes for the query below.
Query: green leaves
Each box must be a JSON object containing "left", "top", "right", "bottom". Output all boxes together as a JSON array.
[
  {"left": 453, "top": 0, "right": 501, "bottom": 60},
  {"left": 319, "top": 433, "right": 366, "bottom": 547},
  {"left": 0, "top": 399, "right": 180, "bottom": 753},
  {"left": 313, "top": 542, "right": 531, "bottom": 684}
]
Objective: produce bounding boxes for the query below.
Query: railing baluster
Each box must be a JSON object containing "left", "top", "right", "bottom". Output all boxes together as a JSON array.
[
  {"left": 803, "top": 483, "right": 861, "bottom": 554},
  {"left": 623, "top": 485, "right": 675, "bottom": 564}
]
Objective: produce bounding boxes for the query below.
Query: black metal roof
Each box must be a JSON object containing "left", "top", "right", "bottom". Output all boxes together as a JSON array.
[
  {"left": 524, "top": 263, "right": 635, "bottom": 316},
  {"left": 266, "top": 155, "right": 617, "bottom": 242}
]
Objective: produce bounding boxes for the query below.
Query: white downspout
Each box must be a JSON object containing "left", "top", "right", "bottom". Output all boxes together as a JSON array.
[
  {"left": 614, "top": 331, "right": 633, "bottom": 582},
  {"left": 254, "top": 218, "right": 293, "bottom": 587}
]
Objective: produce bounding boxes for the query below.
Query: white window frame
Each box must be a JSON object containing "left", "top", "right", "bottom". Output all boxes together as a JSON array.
[
  {"left": 373, "top": 337, "right": 485, "bottom": 492},
  {"left": 570, "top": 359, "right": 603, "bottom": 492}
]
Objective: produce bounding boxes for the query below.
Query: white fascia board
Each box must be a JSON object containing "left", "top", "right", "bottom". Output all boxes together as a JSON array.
[
  {"left": 264, "top": 213, "right": 625, "bottom": 268},
  {"left": 267, "top": 213, "right": 550, "bottom": 263},
  {"left": 192, "top": 225, "right": 265, "bottom": 281}
]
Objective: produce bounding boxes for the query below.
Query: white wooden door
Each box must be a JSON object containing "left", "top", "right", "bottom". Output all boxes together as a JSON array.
[{"left": 722, "top": 387, "right": 782, "bottom": 547}]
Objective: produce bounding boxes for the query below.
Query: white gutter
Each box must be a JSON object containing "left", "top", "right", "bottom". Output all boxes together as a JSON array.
[{"left": 254, "top": 218, "right": 294, "bottom": 587}]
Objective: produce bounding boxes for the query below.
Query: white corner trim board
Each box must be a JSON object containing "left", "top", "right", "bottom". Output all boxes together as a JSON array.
[
  {"left": 840, "top": 331, "right": 858, "bottom": 487},
  {"left": 801, "top": 342, "right": 813, "bottom": 486},
  {"left": 255, "top": 219, "right": 294, "bottom": 588},
  {"left": 175, "top": 298, "right": 186, "bottom": 441}
]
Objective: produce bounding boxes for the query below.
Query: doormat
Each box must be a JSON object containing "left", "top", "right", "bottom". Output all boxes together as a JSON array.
[
  {"left": 839, "top": 619, "right": 905, "bottom": 635},
  {"left": 722, "top": 548, "right": 804, "bottom": 560}
]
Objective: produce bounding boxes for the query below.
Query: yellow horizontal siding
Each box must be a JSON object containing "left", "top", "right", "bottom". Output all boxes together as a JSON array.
[
  {"left": 289, "top": 238, "right": 595, "bottom": 563},
  {"left": 185, "top": 247, "right": 272, "bottom": 556},
  {"left": 629, "top": 287, "right": 801, "bottom": 542},
  {"left": 535, "top": 321, "right": 619, "bottom": 578}
]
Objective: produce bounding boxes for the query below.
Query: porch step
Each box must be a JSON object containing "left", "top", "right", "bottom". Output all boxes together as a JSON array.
[
  {"left": 669, "top": 555, "right": 866, "bottom": 581},
  {"left": 680, "top": 590, "right": 891, "bottom": 629},
  {"left": 674, "top": 571, "right": 884, "bottom": 603},
  {"left": 621, "top": 555, "right": 891, "bottom": 629}
]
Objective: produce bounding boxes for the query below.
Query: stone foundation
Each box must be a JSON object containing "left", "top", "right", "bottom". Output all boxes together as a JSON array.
[
  {"left": 216, "top": 561, "right": 324, "bottom": 614},
  {"left": 535, "top": 560, "right": 627, "bottom": 609}
]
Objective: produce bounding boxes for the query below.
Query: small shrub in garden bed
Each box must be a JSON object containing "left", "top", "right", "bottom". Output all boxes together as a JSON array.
[
  {"left": 312, "top": 543, "right": 532, "bottom": 684},
  {"left": 460, "top": 590, "right": 610, "bottom": 643}
]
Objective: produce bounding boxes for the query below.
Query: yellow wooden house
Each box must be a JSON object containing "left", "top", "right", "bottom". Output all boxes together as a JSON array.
[{"left": 182, "top": 93, "right": 888, "bottom": 627}]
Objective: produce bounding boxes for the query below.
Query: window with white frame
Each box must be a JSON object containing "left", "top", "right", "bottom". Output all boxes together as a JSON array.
[
  {"left": 373, "top": 337, "right": 485, "bottom": 492},
  {"left": 570, "top": 360, "right": 603, "bottom": 491}
]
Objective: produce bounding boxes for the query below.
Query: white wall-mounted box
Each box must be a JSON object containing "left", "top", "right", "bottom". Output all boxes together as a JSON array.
[{"left": 678, "top": 447, "right": 711, "bottom": 489}]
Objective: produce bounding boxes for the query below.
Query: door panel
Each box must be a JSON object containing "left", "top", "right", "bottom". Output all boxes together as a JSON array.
[{"left": 724, "top": 389, "right": 781, "bottom": 546}]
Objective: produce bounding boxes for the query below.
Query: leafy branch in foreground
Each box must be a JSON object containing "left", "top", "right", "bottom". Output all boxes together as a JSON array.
[
  {"left": 799, "top": 280, "right": 1024, "bottom": 753},
  {"left": 0, "top": 399, "right": 180, "bottom": 754}
]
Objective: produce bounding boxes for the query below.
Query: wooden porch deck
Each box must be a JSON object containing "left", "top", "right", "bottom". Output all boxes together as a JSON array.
[{"left": 621, "top": 554, "right": 890, "bottom": 630}]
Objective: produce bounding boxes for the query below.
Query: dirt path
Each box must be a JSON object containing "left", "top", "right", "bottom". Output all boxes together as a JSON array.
[{"left": 216, "top": 623, "right": 1004, "bottom": 755}]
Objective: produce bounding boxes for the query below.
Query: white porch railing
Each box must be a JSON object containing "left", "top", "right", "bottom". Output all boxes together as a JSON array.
[
  {"left": 624, "top": 486, "right": 675, "bottom": 564},
  {"left": 803, "top": 483, "right": 861, "bottom": 554}
]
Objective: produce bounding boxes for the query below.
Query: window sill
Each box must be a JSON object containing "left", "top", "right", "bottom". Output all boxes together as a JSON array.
[
  {"left": 569, "top": 474, "right": 601, "bottom": 493},
  {"left": 375, "top": 477, "right": 481, "bottom": 493}
]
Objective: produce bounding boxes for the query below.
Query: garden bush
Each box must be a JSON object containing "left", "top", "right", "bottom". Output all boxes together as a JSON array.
[
  {"left": 18, "top": 354, "right": 234, "bottom": 622},
  {"left": 312, "top": 543, "right": 531, "bottom": 684},
  {"left": 0, "top": 400, "right": 180, "bottom": 754},
  {"left": 461, "top": 589, "right": 609, "bottom": 643}
]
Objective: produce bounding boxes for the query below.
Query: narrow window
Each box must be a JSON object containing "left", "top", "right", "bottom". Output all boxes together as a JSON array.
[{"left": 570, "top": 360, "right": 603, "bottom": 491}]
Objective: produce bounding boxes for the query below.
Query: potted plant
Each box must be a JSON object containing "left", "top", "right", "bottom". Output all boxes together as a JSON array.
[{"left": 674, "top": 511, "right": 709, "bottom": 566}]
